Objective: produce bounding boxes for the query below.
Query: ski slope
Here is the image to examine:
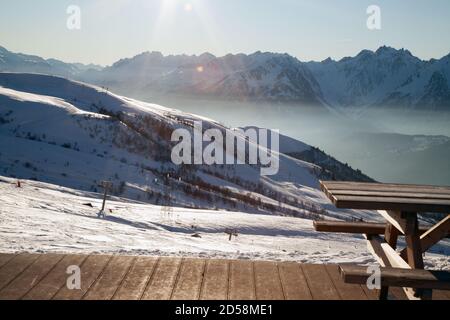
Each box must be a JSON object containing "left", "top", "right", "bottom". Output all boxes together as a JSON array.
[
  {"left": 0, "top": 176, "right": 449, "bottom": 268},
  {"left": 0, "top": 72, "right": 372, "bottom": 221}
]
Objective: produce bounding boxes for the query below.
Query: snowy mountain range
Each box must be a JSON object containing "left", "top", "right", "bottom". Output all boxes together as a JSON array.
[
  {"left": 0, "top": 72, "right": 373, "bottom": 221},
  {"left": 307, "top": 46, "right": 450, "bottom": 109},
  {"left": 1, "top": 45, "right": 449, "bottom": 108},
  {"left": 0, "top": 46, "right": 101, "bottom": 78},
  {"left": 94, "top": 51, "right": 324, "bottom": 104}
]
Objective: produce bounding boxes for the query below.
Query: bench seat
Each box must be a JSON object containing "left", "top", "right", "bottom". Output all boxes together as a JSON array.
[
  {"left": 313, "top": 220, "right": 449, "bottom": 237},
  {"left": 339, "top": 265, "right": 450, "bottom": 291}
]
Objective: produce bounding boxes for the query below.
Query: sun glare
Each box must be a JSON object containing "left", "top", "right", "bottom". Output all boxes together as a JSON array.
[
  {"left": 196, "top": 65, "right": 204, "bottom": 73},
  {"left": 150, "top": 0, "right": 225, "bottom": 56}
]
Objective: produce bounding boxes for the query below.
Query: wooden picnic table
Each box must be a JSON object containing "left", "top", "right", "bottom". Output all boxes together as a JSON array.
[{"left": 319, "top": 181, "right": 450, "bottom": 300}]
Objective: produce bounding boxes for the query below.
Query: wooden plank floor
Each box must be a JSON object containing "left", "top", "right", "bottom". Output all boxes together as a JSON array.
[{"left": 0, "top": 253, "right": 448, "bottom": 300}]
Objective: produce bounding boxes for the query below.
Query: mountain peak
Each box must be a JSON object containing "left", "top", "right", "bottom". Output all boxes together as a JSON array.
[
  {"left": 375, "top": 45, "right": 394, "bottom": 54},
  {"left": 375, "top": 46, "right": 413, "bottom": 57},
  {"left": 356, "top": 49, "right": 374, "bottom": 57},
  {"left": 140, "top": 51, "right": 164, "bottom": 59},
  {"left": 198, "top": 52, "right": 216, "bottom": 61},
  {"left": 440, "top": 52, "right": 450, "bottom": 60},
  {"left": 321, "top": 57, "right": 334, "bottom": 64},
  {"left": 0, "top": 45, "right": 9, "bottom": 54}
]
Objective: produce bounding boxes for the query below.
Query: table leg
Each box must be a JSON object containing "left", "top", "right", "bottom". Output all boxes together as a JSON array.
[
  {"left": 403, "top": 212, "right": 432, "bottom": 299},
  {"left": 400, "top": 215, "right": 450, "bottom": 260},
  {"left": 379, "top": 223, "right": 400, "bottom": 300},
  {"left": 404, "top": 213, "right": 424, "bottom": 269}
]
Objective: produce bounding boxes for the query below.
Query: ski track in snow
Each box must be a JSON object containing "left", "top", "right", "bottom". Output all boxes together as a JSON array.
[{"left": 0, "top": 176, "right": 448, "bottom": 268}]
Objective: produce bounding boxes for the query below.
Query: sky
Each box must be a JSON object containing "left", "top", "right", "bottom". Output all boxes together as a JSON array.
[{"left": 0, "top": 0, "right": 449, "bottom": 66}]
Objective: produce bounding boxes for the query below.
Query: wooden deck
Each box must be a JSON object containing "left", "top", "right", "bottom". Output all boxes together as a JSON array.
[{"left": 0, "top": 253, "right": 449, "bottom": 300}]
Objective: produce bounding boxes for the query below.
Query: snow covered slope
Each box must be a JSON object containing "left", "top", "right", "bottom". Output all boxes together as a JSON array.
[
  {"left": 1, "top": 176, "right": 448, "bottom": 267},
  {"left": 0, "top": 72, "right": 372, "bottom": 221}
]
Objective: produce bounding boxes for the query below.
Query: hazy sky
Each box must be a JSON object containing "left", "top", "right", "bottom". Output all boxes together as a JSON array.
[{"left": 1, "top": 0, "right": 449, "bottom": 66}]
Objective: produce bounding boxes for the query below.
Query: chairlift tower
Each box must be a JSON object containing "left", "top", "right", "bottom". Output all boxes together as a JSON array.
[{"left": 160, "top": 174, "right": 174, "bottom": 218}]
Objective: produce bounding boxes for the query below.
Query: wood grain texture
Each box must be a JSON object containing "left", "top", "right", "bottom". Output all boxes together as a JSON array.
[
  {"left": 200, "top": 259, "right": 229, "bottom": 300},
  {"left": 0, "top": 253, "right": 63, "bottom": 300},
  {"left": 313, "top": 220, "right": 448, "bottom": 237},
  {"left": 278, "top": 262, "right": 312, "bottom": 300},
  {"left": 141, "top": 257, "right": 182, "bottom": 300},
  {"left": 0, "top": 254, "right": 40, "bottom": 291},
  {"left": 325, "top": 265, "right": 368, "bottom": 300},
  {"left": 335, "top": 197, "right": 450, "bottom": 213},
  {"left": 404, "top": 213, "right": 424, "bottom": 269},
  {"left": 53, "top": 255, "right": 111, "bottom": 300},
  {"left": 0, "top": 254, "right": 16, "bottom": 269},
  {"left": 320, "top": 181, "right": 450, "bottom": 213},
  {"left": 341, "top": 265, "right": 450, "bottom": 290},
  {"left": 171, "top": 258, "right": 205, "bottom": 300},
  {"left": 83, "top": 255, "right": 135, "bottom": 300},
  {"left": 228, "top": 260, "right": 256, "bottom": 300},
  {"left": 329, "top": 190, "right": 450, "bottom": 200},
  {"left": 0, "top": 253, "right": 447, "bottom": 300},
  {"left": 113, "top": 256, "right": 158, "bottom": 300},
  {"left": 301, "top": 264, "right": 340, "bottom": 300},
  {"left": 23, "top": 254, "right": 87, "bottom": 300},
  {"left": 321, "top": 181, "right": 450, "bottom": 194},
  {"left": 253, "top": 261, "right": 284, "bottom": 300}
]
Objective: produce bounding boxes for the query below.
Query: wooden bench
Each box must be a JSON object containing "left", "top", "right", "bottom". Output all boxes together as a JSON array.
[
  {"left": 317, "top": 181, "right": 450, "bottom": 300},
  {"left": 313, "top": 220, "right": 450, "bottom": 238},
  {"left": 340, "top": 265, "right": 450, "bottom": 291}
]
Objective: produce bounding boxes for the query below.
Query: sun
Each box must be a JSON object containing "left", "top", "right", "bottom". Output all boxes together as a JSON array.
[{"left": 151, "top": 0, "right": 226, "bottom": 55}]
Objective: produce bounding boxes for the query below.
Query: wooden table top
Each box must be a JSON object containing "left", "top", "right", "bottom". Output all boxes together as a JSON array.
[{"left": 320, "top": 181, "right": 450, "bottom": 213}]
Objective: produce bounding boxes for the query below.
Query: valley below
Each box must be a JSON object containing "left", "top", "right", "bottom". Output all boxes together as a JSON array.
[{"left": 160, "top": 97, "right": 450, "bottom": 186}]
